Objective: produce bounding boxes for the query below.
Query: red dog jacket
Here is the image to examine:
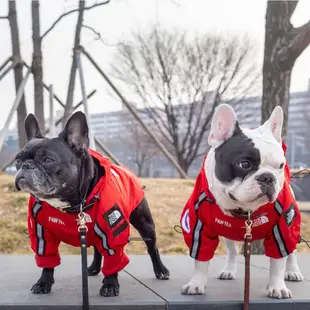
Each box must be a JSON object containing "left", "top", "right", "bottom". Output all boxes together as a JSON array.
[
  {"left": 180, "top": 143, "right": 301, "bottom": 261},
  {"left": 27, "top": 149, "right": 144, "bottom": 276}
]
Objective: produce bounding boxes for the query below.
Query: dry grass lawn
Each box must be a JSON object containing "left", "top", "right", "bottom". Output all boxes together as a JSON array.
[{"left": 0, "top": 172, "right": 310, "bottom": 256}]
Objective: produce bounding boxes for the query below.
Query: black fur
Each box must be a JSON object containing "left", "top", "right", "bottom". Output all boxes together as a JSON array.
[
  {"left": 214, "top": 123, "right": 261, "bottom": 183},
  {"left": 16, "top": 112, "right": 169, "bottom": 298}
]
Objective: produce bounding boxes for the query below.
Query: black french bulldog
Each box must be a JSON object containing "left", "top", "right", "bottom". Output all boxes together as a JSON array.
[{"left": 14, "top": 111, "right": 169, "bottom": 297}]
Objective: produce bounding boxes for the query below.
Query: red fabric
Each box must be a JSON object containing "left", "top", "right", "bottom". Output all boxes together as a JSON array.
[
  {"left": 27, "top": 150, "right": 144, "bottom": 276},
  {"left": 180, "top": 143, "right": 301, "bottom": 261}
]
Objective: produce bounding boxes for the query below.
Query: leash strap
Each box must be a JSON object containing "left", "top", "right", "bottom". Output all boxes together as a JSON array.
[
  {"left": 243, "top": 235, "right": 251, "bottom": 310},
  {"left": 80, "top": 228, "right": 89, "bottom": 310},
  {"left": 78, "top": 212, "right": 90, "bottom": 310},
  {"left": 243, "top": 213, "right": 253, "bottom": 310}
]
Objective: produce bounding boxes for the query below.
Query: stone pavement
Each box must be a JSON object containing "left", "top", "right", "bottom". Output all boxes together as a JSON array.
[{"left": 0, "top": 254, "right": 310, "bottom": 309}]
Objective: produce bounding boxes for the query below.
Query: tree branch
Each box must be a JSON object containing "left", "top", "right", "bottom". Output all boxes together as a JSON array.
[
  {"left": 290, "top": 19, "right": 310, "bottom": 59},
  {"left": 0, "top": 15, "right": 8, "bottom": 19},
  {"left": 41, "top": 0, "right": 110, "bottom": 40},
  {"left": 82, "top": 23, "right": 118, "bottom": 46}
]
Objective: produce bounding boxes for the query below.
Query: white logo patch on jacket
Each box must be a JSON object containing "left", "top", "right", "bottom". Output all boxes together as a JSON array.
[
  {"left": 108, "top": 210, "right": 122, "bottom": 226},
  {"left": 181, "top": 209, "right": 190, "bottom": 233},
  {"left": 252, "top": 215, "right": 269, "bottom": 227}
]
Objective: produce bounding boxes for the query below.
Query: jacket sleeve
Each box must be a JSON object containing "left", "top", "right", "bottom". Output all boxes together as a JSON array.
[
  {"left": 94, "top": 202, "right": 130, "bottom": 276},
  {"left": 264, "top": 199, "right": 301, "bottom": 259},
  {"left": 28, "top": 197, "right": 61, "bottom": 268},
  {"left": 181, "top": 196, "right": 219, "bottom": 262}
]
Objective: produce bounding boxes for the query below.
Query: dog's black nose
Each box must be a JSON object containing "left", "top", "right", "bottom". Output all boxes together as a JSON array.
[
  {"left": 256, "top": 173, "right": 275, "bottom": 186},
  {"left": 21, "top": 161, "right": 35, "bottom": 170}
]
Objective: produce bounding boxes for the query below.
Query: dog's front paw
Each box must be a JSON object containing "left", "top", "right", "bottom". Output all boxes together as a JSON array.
[
  {"left": 181, "top": 276, "right": 207, "bottom": 295},
  {"left": 285, "top": 270, "right": 304, "bottom": 282},
  {"left": 99, "top": 283, "right": 119, "bottom": 297},
  {"left": 267, "top": 279, "right": 292, "bottom": 299},
  {"left": 31, "top": 278, "right": 54, "bottom": 294},
  {"left": 155, "top": 264, "right": 170, "bottom": 280},
  {"left": 100, "top": 274, "right": 119, "bottom": 297},
  {"left": 218, "top": 269, "right": 236, "bottom": 280}
]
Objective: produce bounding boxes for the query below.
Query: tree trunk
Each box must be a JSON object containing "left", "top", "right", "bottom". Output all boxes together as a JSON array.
[
  {"left": 31, "top": 0, "right": 45, "bottom": 132},
  {"left": 262, "top": 67, "right": 292, "bottom": 140},
  {"left": 136, "top": 162, "right": 143, "bottom": 177},
  {"left": 8, "top": 0, "right": 27, "bottom": 149},
  {"left": 62, "top": 0, "right": 85, "bottom": 127},
  {"left": 261, "top": 0, "right": 310, "bottom": 140},
  {"left": 256, "top": 0, "right": 310, "bottom": 255},
  {"left": 177, "top": 154, "right": 189, "bottom": 175}
]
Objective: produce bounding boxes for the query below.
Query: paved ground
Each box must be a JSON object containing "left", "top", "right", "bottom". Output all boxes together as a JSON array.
[{"left": 1, "top": 254, "right": 310, "bottom": 309}]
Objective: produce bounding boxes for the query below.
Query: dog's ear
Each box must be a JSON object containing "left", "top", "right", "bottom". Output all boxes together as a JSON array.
[
  {"left": 59, "top": 111, "right": 89, "bottom": 151},
  {"left": 261, "top": 105, "right": 283, "bottom": 143},
  {"left": 25, "top": 114, "right": 44, "bottom": 142},
  {"left": 208, "top": 104, "right": 238, "bottom": 148}
]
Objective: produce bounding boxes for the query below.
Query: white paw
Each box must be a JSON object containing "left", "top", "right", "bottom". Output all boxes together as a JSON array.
[
  {"left": 267, "top": 279, "right": 292, "bottom": 299},
  {"left": 181, "top": 277, "right": 207, "bottom": 295},
  {"left": 285, "top": 270, "right": 304, "bottom": 282},
  {"left": 218, "top": 269, "right": 236, "bottom": 280}
]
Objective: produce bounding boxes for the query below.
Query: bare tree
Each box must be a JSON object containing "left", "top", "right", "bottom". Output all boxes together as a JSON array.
[
  {"left": 31, "top": 0, "right": 44, "bottom": 132},
  {"left": 112, "top": 27, "right": 259, "bottom": 173},
  {"left": 30, "top": 0, "right": 111, "bottom": 130},
  {"left": 120, "top": 111, "right": 159, "bottom": 177},
  {"left": 62, "top": 0, "right": 85, "bottom": 127},
  {"left": 41, "top": 0, "right": 111, "bottom": 127},
  {"left": 261, "top": 0, "right": 310, "bottom": 140},
  {"left": 8, "top": 0, "right": 27, "bottom": 149}
]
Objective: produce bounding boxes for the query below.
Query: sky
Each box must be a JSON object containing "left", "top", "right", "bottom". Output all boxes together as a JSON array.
[{"left": 0, "top": 0, "right": 309, "bottom": 129}]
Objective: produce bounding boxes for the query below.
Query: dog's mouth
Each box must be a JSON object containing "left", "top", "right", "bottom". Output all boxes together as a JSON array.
[
  {"left": 15, "top": 176, "right": 28, "bottom": 191},
  {"left": 229, "top": 193, "right": 237, "bottom": 201},
  {"left": 227, "top": 208, "right": 249, "bottom": 219},
  {"left": 229, "top": 191, "right": 271, "bottom": 203}
]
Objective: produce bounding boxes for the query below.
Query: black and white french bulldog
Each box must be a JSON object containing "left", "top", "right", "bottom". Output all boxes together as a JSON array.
[
  {"left": 181, "top": 104, "right": 303, "bottom": 299},
  {"left": 14, "top": 112, "right": 169, "bottom": 297}
]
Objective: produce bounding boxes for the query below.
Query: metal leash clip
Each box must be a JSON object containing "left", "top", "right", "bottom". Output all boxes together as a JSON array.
[
  {"left": 244, "top": 211, "right": 253, "bottom": 240},
  {"left": 77, "top": 212, "right": 88, "bottom": 232}
]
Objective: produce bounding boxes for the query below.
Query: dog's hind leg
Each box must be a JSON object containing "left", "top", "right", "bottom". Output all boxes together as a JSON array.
[
  {"left": 88, "top": 246, "right": 102, "bottom": 276},
  {"left": 285, "top": 250, "right": 303, "bottom": 281},
  {"left": 218, "top": 238, "right": 238, "bottom": 280},
  {"left": 129, "top": 197, "right": 170, "bottom": 280}
]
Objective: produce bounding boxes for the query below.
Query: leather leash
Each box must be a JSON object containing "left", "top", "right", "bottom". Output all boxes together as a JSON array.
[
  {"left": 77, "top": 209, "right": 90, "bottom": 310},
  {"left": 243, "top": 212, "right": 253, "bottom": 310}
]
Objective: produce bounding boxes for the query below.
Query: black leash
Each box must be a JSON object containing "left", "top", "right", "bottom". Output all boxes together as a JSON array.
[
  {"left": 77, "top": 197, "right": 91, "bottom": 310},
  {"left": 79, "top": 226, "right": 89, "bottom": 310}
]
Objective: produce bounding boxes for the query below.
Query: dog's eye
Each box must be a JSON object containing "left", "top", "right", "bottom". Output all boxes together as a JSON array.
[
  {"left": 44, "top": 157, "right": 53, "bottom": 163},
  {"left": 279, "top": 163, "right": 284, "bottom": 169},
  {"left": 238, "top": 161, "right": 251, "bottom": 170}
]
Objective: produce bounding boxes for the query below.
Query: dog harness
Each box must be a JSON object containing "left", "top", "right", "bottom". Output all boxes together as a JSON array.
[
  {"left": 180, "top": 143, "right": 301, "bottom": 261},
  {"left": 27, "top": 149, "right": 144, "bottom": 276}
]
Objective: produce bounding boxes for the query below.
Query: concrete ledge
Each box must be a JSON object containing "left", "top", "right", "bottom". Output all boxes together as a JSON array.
[{"left": 1, "top": 254, "right": 310, "bottom": 309}]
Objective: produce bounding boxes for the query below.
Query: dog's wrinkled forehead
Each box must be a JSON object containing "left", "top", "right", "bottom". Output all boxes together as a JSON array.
[{"left": 17, "top": 138, "right": 76, "bottom": 164}]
